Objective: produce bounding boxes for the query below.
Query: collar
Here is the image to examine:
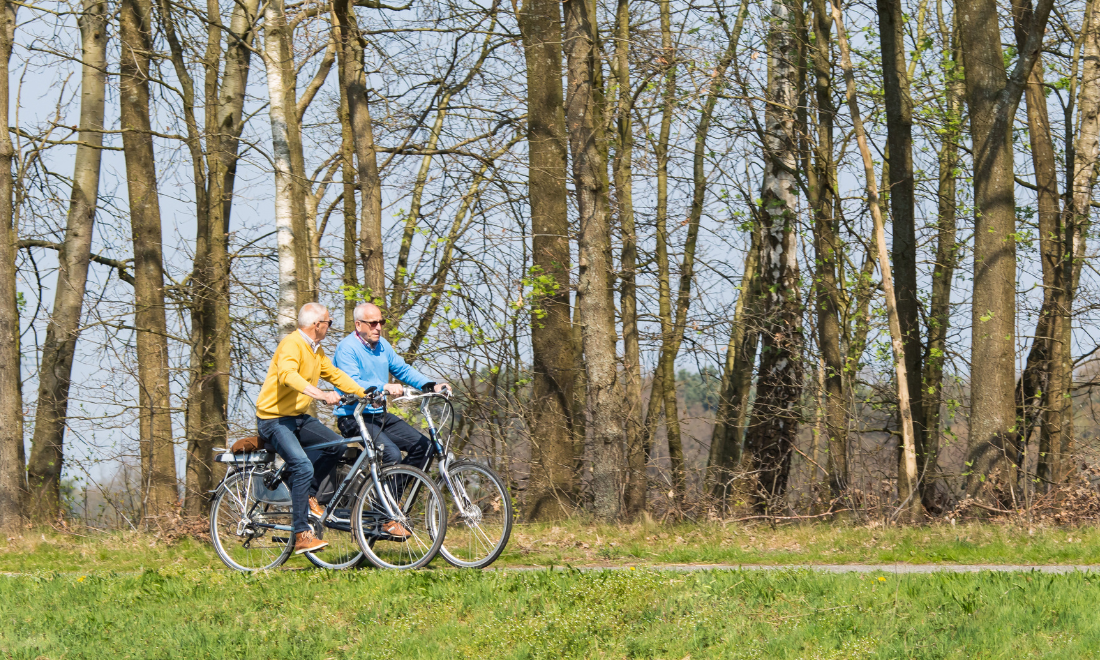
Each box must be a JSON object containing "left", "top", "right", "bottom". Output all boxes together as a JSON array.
[
  {"left": 356, "top": 331, "right": 380, "bottom": 351},
  {"left": 298, "top": 329, "right": 321, "bottom": 353}
]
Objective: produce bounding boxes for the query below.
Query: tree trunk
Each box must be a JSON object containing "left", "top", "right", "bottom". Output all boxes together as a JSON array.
[
  {"left": 0, "top": 0, "right": 21, "bottom": 534},
  {"left": 920, "top": 0, "right": 962, "bottom": 512},
  {"left": 614, "top": 0, "right": 645, "bottom": 519},
  {"left": 744, "top": 0, "right": 804, "bottom": 511},
  {"left": 959, "top": 0, "right": 1054, "bottom": 499},
  {"left": 1049, "top": 0, "right": 1100, "bottom": 485},
  {"left": 263, "top": 0, "right": 306, "bottom": 334},
  {"left": 564, "top": 0, "right": 622, "bottom": 520},
  {"left": 120, "top": 0, "right": 178, "bottom": 518},
  {"left": 340, "top": 85, "right": 358, "bottom": 334},
  {"left": 877, "top": 0, "right": 924, "bottom": 502},
  {"left": 707, "top": 221, "right": 760, "bottom": 499},
  {"left": 807, "top": 0, "right": 847, "bottom": 498},
  {"left": 1011, "top": 0, "right": 1059, "bottom": 490},
  {"left": 332, "top": 0, "right": 385, "bottom": 305},
  {"left": 833, "top": 0, "right": 922, "bottom": 521},
  {"left": 181, "top": 0, "right": 259, "bottom": 515},
  {"left": 25, "top": 0, "right": 107, "bottom": 521},
  {"left": 653, "top": 0, "right": 686, "bottom": 502},
  {"left": 518, "top": 0, "right": 576, "bottom": 520}
]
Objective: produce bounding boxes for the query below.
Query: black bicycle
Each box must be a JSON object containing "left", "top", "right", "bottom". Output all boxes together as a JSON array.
[{"left": 208, "top": 388, "right": 447, "bottom": 571}]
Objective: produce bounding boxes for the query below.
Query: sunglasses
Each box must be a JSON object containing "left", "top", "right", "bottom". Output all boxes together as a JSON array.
[
  {"left": 316, "top": 319, "right": 334, "bottom": 327},
  {"left": 357, "top": 319, "right": 386, "bottom": 327}
]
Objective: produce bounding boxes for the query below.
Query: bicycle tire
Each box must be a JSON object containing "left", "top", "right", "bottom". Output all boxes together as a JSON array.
[
  {"left": 351, "top": 464, "right": 446, "bottom": 570},
  {"left": 209, "top": 471, "right": 294, "bottom": 572},
  {"left": 305, "top": 473, "right": 366, "bottom": 570},
  {"left": 435, "top": 460, "right": 513, "bottom": 569}
]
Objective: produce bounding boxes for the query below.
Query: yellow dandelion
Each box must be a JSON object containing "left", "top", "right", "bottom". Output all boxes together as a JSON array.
[
  {"left": 877, "top": 576, "right": 886, "bottom": 582},
  {"left": 78, "top": 576, "right": 86, "bottom": 582}
]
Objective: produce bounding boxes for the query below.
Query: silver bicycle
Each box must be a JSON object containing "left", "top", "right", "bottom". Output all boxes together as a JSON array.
[{"left": 390, "top": 386, "right": 513, "bottom": 569}]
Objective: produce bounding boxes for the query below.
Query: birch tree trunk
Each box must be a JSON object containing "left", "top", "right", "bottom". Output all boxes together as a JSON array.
[
  {"left": 0, "top": 0, "right": 21, "bottom": 533},
  {"left": 120, "top": 0, "right": 178, "bottom": 519},
  {"left": 518, "top": 0, "right": 576, "bottom": 520},
  {"left": 743, "top": 0, "right": 804, "bottom": 511},
  {"left": 564, "top": 0, "right": 622, "bottom": 520},
  {"left": 25, "top": 0, "right": 107, "bottom": 521},
  {"left": 263, "top": 0, "right": 308, "bottom": 334}
]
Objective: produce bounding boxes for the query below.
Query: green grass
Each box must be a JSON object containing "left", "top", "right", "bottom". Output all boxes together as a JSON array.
[
  {"left": 2, "top": 566, "right": 1098, "bottom": 658},
  {"left": 3, "top": 520, "right": 1100, "bottom": 573}
]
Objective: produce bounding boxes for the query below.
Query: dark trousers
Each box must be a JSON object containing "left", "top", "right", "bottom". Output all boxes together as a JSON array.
[
  {"left": 256, "top": 415, "right": 345, "bottom": 533},
  {"left": 336, "top": 412, "right": 432, "bottom": 470}
]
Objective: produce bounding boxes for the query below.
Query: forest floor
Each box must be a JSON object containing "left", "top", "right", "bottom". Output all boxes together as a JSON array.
[{"left": 3, "top": 522, "right": 1098, "bottom": 657}]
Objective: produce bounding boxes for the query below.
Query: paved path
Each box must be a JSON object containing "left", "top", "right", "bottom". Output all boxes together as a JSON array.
[
  {"left": 491, "top": 563, "right": 1100, "bottom": 574},
  {"left": 4, "top": 563, "right": 1098, "bottom": 577}
]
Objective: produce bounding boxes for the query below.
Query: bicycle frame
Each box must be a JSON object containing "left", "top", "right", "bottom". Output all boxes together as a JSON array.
[
  {"left": 219, "top": 397, "right": 411, "bottom": 539},
  {"left": 391, "top": 389, "right": 479, "bottom": 518}
]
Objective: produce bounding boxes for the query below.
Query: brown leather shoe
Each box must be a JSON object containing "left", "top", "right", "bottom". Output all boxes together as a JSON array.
[
  {"left": 381, "top": 520, "right": 411, "bottom": 538},
  {"left": 308, "top": 496, "right": 324, "bottom": 518},
  {"left": 294, "top": 530, "right": 328, "bottom": 555}
]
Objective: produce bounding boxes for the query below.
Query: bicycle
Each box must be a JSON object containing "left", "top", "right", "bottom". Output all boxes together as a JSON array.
[
  {"left": 208, "top": 388, "right": 448, "bottom": 571},
  {"left": 389, "top": 386, "right": 513, "bottom": 569}
]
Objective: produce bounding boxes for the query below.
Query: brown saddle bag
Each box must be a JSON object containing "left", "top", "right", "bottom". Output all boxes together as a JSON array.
[{"left": 231, "top": 435, "right": 265, "bottom": 453}]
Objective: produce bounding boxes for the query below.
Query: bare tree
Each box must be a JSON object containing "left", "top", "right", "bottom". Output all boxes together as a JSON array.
[
  {"left": 119, "top": 0, "right": 178, "bottom": 518},
  {"left": 564, "top": 0, "right": 622, "bottom": 520},
  {"left": 0, "top": 0, "right": 20, "bottom": 534},
  {"left": 25, "top": 0, "right": 108, "bottom": 521},
  {"left": 518, "top": 0, "right": 576, "bottom": 520}
]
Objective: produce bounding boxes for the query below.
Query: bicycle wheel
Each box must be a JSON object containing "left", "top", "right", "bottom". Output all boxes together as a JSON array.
[
  {"left": 352, "top": 465, "right": 446, "bottom": 570},
  {"left": 305, "top": 473, "right": 365, "bottom": 570},
  {"left": 209, "top": 471, "right": 294, "bottom": 572},
  {"left": 435, "top": 460, "right": 513, "bottom": 569}
]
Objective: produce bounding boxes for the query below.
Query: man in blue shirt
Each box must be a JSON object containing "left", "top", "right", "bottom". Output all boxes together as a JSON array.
[{"left": 333, "top": 302, "right": 450, "bottom": 489}]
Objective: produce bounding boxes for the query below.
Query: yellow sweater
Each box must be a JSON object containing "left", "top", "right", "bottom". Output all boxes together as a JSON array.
[{"left": 256, "top": 331, "right": 366, "bottom": 419}]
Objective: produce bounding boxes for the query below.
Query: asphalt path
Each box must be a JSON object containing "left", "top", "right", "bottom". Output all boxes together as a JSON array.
[
  {"left": 3, "top": 563, "right": 1098, "bottom": 577},
  {"left": 489, "top": 563, "right": 1100, "bottom": 574}
]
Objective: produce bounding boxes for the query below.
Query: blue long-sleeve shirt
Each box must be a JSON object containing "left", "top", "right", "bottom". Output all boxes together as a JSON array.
[{"left": 332, "top": 333, "right": 433, "bottom": 416}]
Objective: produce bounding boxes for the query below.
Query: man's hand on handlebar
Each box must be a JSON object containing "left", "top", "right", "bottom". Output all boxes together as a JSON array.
[
  {"left": 319, "top": 390, "right": 342, "bottom": 406},
  {"left": 383, "top": 383, "right": 404, "bottom": 398}
]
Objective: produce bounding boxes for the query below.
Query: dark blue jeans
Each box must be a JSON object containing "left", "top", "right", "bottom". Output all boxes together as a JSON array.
[
  {"left": 256, "top": 415, "right": 345, "bottom": 534},
  {"left": 336, "top": 412, "right": 432, "bottom": 470}
]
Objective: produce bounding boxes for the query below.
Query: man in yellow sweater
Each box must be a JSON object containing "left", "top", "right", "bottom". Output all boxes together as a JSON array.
[{"left": 256, "top": 302, "right": 366, "bottom": 554}]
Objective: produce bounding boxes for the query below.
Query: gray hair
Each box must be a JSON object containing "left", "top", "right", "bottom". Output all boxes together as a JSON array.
[
  {"left": 353, "top": 302, "right": 382, "bottom": 323},
  {"left": 297, "top": 302, "right": 328, "bottom": 328}
]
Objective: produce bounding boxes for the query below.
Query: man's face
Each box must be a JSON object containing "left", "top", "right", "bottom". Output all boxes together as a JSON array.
[
  {"left": 314, "top": 313, "right": 334, "bottom": 341},
  {"left": 355, "top": 310, "right": 385, "bottom": 345}
]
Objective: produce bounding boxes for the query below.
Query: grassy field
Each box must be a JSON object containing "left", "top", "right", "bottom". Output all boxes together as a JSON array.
[
  {"left": 3, "top": 565, "right": 1098, "bottom": 658},
  {"left": 2, "top": 520, "right": 1100, "bottom": 573}
]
